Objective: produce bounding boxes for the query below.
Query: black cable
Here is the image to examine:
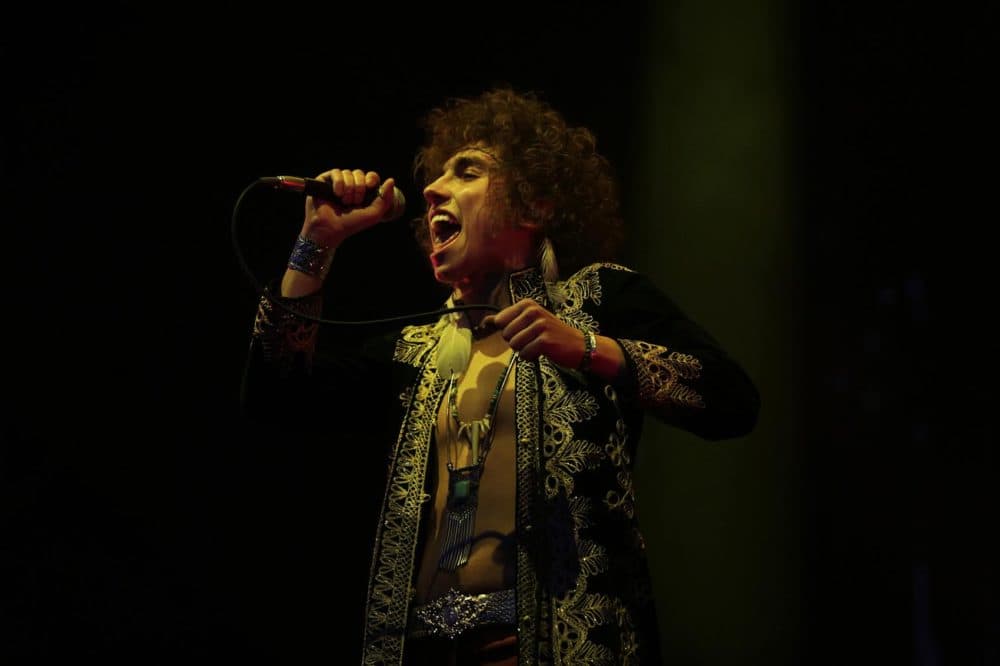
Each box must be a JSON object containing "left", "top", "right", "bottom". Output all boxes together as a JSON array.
[{"left": 231, "top": 178, "right": 500, "bottom": 325}]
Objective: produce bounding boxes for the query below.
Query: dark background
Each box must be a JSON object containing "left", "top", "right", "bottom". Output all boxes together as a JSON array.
[{"left": 2, "top": 1, "right": 993, "bottom": 663}]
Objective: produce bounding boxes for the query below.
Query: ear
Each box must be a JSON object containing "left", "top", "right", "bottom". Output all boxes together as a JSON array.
[{"left": 517, "top": 199, "right": 553, "bottom": 232}]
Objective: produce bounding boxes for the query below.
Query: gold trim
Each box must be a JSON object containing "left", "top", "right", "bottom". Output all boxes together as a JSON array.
[
  {"left": 514, "top": 354, "right": 542, "bottom": 665},
  {"left": 364, "top": 325, "right": 447, "bottom": 665},
  {"left": 618, "top": 339, "right": 707, "bottom": 410}
]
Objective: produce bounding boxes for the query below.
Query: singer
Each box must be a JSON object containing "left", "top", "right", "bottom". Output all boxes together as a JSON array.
[{"left": 241, "top": 88, "right": 760, "bottom": 664}]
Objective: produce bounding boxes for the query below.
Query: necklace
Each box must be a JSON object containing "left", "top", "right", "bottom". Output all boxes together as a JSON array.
[
  {"left": 437, "top": 351, "right": 516, "bottom": 571},
  {"left": 469, "top": 319, "right": 496, "bottom": 340}
]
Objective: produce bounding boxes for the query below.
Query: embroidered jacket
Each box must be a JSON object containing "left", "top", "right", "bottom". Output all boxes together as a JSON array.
[{"left": 242, "top": 263, "right": 760, "bottom": 665}]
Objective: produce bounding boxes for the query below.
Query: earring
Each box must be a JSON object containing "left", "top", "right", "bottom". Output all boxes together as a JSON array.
[{"left": 539, "top": 237, "right": 559, "bottom": 282}]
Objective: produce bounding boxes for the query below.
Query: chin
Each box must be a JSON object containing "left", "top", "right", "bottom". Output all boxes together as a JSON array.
[
  {"left": 431, "top": 260, "right": 463, "bottom": 286},
  {"left": 430, "top": 250, "right": 468, "bottom": 282}
]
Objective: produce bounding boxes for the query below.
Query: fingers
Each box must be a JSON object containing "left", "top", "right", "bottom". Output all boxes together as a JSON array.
[
  {"left": 333, "top": 168, "right": 367, "bottom": 206},
  {"left": 484, "top": 299, "right": 583, "bottom": 365},
  {"left": 507, "top": 320, "right": 549, "bottom": 360},
  {"left": 496, "top": 301, "right": 542, "bottom": 341},
  {"left": 486, "top": 299, "right": 549, "bottom": 357},
  {"left": 314, "top": 168, "right": 384, "bottom": 207},
  {"left": 482, "top": 298, "right": 535, "bottom": 330}
]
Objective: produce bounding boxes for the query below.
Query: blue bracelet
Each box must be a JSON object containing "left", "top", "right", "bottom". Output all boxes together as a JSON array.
[{"left": 287, "top": 235, "right": 335, "bottom": 279}]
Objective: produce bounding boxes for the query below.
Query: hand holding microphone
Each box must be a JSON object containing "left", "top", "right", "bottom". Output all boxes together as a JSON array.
[
  {"left": 271, "top": 168, "right": 406, "bottom": 297},
  {"left": 262, "top": 168, "right": 407, "bottom": 248}
]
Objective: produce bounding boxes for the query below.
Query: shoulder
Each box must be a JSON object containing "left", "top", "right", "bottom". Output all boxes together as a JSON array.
[
  {"left": 554, "top": 262, "right": 642, "bottom": 306},
  {"left": 564, "top": 262, "right": 636, "bottom": 282},
  {"left": 543, "top": 263, "right": 641, "bottom": 327},
  {"left": 554, "top": 262, "right": 688, "bottom": 325}
]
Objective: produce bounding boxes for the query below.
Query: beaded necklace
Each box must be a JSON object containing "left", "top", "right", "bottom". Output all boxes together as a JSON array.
[{"left": 437, "top": 350, "right": 516, "bottom": 572}]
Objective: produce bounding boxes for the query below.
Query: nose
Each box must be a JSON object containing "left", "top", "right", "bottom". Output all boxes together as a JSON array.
[{"left": 423, "top": 173, "right": 450, "bottom": 207}]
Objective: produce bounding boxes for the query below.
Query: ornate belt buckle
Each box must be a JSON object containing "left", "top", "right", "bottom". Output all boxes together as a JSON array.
[{"left": 415, "top": 588, "right": 489, "bottom": 639}]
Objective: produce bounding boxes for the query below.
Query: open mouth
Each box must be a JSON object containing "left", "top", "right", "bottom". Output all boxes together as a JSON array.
[{"left": 431, "top": 212, "right": 462, "bottom": 250}]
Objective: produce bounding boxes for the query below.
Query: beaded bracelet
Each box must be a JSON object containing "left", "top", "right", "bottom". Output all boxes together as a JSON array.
[
  {"left": 287, "top": 235, "right": 335, "bottom": 280},
  {"left": 578, "top": 330, "right": 597, "bottom": 373}
]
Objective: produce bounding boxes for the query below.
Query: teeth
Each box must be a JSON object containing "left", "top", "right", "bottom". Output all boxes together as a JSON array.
[{"left": 431, "top": 212, "right": 461, "bottom": 247}]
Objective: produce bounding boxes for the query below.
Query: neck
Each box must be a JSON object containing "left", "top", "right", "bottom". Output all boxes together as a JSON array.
[
  {"left": 454, "top": 272, "right": 508, "bottom": 306},
  {"left": 452, "top": 270, "right": 514, "bottom": 331}
]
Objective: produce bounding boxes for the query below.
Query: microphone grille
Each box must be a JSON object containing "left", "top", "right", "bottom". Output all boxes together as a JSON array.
[{"left": 382, "top": 187, "right": 407, "bottom": 222}]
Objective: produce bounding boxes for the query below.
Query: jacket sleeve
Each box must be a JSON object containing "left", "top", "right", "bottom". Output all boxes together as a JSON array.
[
  {"left": 589, "top": 265, "right": 760, "bottom": 440},
  {"left": 239, "top": 285, "right": 399, "bottom": 427}
]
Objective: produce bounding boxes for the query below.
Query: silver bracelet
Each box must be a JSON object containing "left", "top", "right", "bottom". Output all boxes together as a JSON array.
[
  {"left": 578, "top": 330, "right": 597, "bottom": 373},
  {"left": 287, "top": 235, "right": 335, "bottom": 279}
]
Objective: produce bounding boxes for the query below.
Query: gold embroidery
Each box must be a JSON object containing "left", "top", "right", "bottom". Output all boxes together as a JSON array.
[
  {"left": 603, "top": 448, "right": 635, "bottom": 520},
  {"left": 532, "top": 265, "right": 641, "bottom": 662},
  {"left": 514, "top": 354, "right": 544, "bottom": 664},
  {"left": 547, "top": 389, "right": 600, "bottom": 430},
  {"left": 553, "top": 264, "right": 602, "bottom": 334},
  {"left": 549, "top": 263, "right": 634, "bottom": 341},
  {"left": 618, "top": 339, "right": 707, "bottom": 410},
  {"left": 563, "top": 640, "right": 617, "bottom": 665},
  {"left": 252, "top": 293, "right": 321, "bottom": 369},
  {"left": 539, "top": 360, "right": 602, "bottom": 499},
  {"left": 561, "top": 265, "right": 603, "bottom": 310},
  {"left": 392, "top": 319, "right": 444, "bottom": 368},
  {"left": 398, "top": 387, "right": 413, "bottom": 409},
  {"left": 577, "top": 537, "right": 611, "bottom": 580},
  {"left": 553, "top": 566, "right": 618, "bottom": 665},
  {"left": 364, "top": 345, "right": 446, "bottom": 665},
  {"left": 364, "top": 265, "right": 657, "bottom": 663},
  {"left": 603, "top": 387, "right": 636, "bottom": 520},
  {"left": 561, "top": 261, "right": 634, "bottom": 308},
  {"left": 544, "top": 443, "right": 621, "bottom": 663},
  {"left": 545, "top": 439, "right": 603, "bottom": 499},
  {"left": 284, "top": 318, "right": 318, "bottom": 353},
  {"left": 615, "top": 605, "right": 640, "bottom": 665},
  {"left": 567, "top": 495, "right": 595, "bottom": 531},
  {"left": 555, "top": 586, "right": 638, "bottom": 665},
  {"left": 559, "top": 589, "right": 617, "bottom": 629},
  {"left": 557, "top": 499, "right": 614, "bottom": 640},
  {"left": 510, "top": 267, "right": 550, "bottom": 305}
]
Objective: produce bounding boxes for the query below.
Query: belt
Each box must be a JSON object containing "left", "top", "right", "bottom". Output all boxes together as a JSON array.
[{"left": 408, "top": 588, "right": 516, "bottom": 640}]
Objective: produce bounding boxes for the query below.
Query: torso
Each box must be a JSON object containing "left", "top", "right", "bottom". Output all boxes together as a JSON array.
[{"left": 414, "top": 330, "right": 517, "bottom": 603}]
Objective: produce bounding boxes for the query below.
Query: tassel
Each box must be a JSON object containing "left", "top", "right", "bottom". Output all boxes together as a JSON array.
[
  {"left": 539, "top": 237, "right": 559, "bottom": 282},
  {"left": 438, "top": 463, "right": 482, "bottom": 570},
  {"left": 436, "top": 317, "right": 472, "bottom": 381}
]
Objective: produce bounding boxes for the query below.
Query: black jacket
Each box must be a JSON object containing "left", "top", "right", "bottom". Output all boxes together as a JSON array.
[{"left": 242, "top": 263, "right": 760, "bottom": 664}]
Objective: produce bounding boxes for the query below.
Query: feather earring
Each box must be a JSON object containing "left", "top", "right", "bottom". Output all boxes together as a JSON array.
[{"left": 539, "top": 237, "right": 559, "bottom": 283}]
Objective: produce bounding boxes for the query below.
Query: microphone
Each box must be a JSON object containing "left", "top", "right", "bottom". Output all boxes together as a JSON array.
[{"left": 259, "top": 175, "right": 407, "bottom": 221}]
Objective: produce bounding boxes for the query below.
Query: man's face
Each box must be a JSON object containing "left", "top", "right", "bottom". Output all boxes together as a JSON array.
[{"left": 423, "top": 146, "right": 534, "bottom": 290}]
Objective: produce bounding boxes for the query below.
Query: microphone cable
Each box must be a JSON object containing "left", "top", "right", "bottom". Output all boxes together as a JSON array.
[{"left": 231, "top": 178, "right": 500, "bottom": 326}]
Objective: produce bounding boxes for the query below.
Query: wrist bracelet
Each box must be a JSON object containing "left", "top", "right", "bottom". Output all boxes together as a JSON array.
[
  {"left": 578, "top": 330, "right": 597, "bottom": 373},
  {"left": 287, "top": 235, "right": 335, "bottom": 279}
]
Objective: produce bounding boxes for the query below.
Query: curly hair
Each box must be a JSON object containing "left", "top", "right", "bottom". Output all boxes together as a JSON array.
[{"left": 413, "top": 88, "right": 624, "bottom": 277}]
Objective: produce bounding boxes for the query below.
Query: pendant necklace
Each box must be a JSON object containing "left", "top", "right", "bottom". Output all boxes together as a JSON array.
[{"left": 437, "top": 351, "right": 516, "bottom": 571}]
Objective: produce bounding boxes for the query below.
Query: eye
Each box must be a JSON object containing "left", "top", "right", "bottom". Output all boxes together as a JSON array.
[{"left": 458, "top": 168, "right": 481, "bottom": 181}]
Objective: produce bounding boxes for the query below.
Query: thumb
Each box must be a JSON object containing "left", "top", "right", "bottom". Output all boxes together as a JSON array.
[{"left": 373, "top": 177, "right": 396, "bottom": 220}]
